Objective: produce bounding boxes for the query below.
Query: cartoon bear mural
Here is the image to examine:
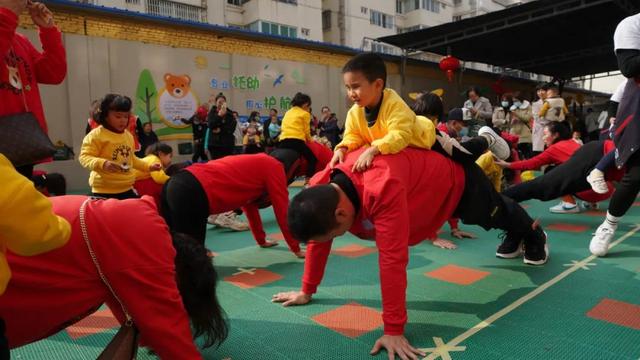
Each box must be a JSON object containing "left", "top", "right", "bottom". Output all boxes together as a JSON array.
[{"left": 157, "top": 73, "right": 198, "bottom": 128}]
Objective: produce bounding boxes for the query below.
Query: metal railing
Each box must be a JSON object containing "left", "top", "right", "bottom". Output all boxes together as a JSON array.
[{"left": 145, "top": 0, "right": 206, "bottom": 22}]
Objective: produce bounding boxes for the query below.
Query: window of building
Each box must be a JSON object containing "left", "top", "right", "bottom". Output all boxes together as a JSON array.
[
  {"left": 250, "top": 20, "right": 298, "bottom": 38},
  {"left": 423, "top": 0, "right": 439, "bottom": 13},
  {"left": 276, "top": 0, "right": 297, "bottom": 4},
  {"left": 322, "top": 10, "right": 331, "bottom": 30},
  {"left": 370, "top": 10, "right": 394, "bottom": 29},
  {"left": 146, "top": 0, "right": 205, "bottom": 23},
  {"left": 227, "top": 0, "right": 249, "bottom": 5},
  {"left": 452, "top": 15, "right": 462, "bottom": 21},
  {"left": 361, "top": 6, "right": 368, "bottom": 14},
  {"left": 453, "top": 0, "right": 461, "bottom": 4},
  {"left": 126, "top": 0, "right": 140, "bottom": 5},
  {"left": 396, "top": 0, "right": 403, "bottom": 13},
  {"left": 301, "top": 27, "right": 310, "bottom": 36}
]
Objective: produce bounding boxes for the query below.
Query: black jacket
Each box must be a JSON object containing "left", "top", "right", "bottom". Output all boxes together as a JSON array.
[{"left": 207, "top": 106, "right": 237, "bottom": 148}]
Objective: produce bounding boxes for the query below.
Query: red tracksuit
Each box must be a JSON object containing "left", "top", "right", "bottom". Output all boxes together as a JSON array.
[
  {"left": 0, "top": 196, "right": 202, "bottom": 359},
  {"left": 302, "top": 148, "right": 465, "bottom": 335},
  {"left": 508, "top": 139, "right": 580, "bottom": 170},
  {"left": 0, "top": 9, "right": 66, "bottom": 136},
  {"left": 186, "top": 154, "right": 300, "bottom": 253}
]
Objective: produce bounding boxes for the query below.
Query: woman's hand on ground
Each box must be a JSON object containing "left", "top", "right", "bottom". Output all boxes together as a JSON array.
[
  {"left": 271, "top": 291, "right": 311, "bottom": 307},
  {"left": 370, "top": 334, "right": 426, "bottom": 360}
]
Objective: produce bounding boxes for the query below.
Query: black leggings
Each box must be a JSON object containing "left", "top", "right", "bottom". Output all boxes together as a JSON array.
[
  {"left": 502, "top": 140, "right": 604, "bottom": 203},
  {"left": 161, "top": 170, "right": 210, "bottom": 244},
  {"left": 432, "top": 135, "right": 488, "bottom": 165},
  {"left": 278, "top": 138, "right": 317, "bottom": 178},
  {"left": 208, "top": 146, "right": 234, "bottom": 160},
  {"left": 91, "top": 189, "right": 139, "bottom": 200},
  {"left": 455, "top": 162, "right": 536, "bottom": 241},
  {"left": 192, "top": 141, "right": 208, "bottom": 162},
  {"left": 608, "top": 149, "right": 640, "bottom": 217}
]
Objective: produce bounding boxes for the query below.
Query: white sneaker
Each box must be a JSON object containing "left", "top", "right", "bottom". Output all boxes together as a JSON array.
[
  {"left": 549, "top": 201, "right": 580, "bottom": 214},
  {"left": 590, "top": 223, "right": 616, "bottom": 257},
  {"left": 478, "top": 126, "right": 510, "bottom": 160},
  {"left": 214, "top": 211, "right": 250, "bottom": 231},
  {"left": 587, "top": 169, "right": 609, "bottom": 194}
]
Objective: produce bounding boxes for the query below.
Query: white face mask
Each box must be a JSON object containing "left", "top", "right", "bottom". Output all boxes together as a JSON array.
[
  {"left": 513, "top": 101, "right": 522, "bottom": 108},
  {"left": 501, "top": 101, "right": 509, "bottom": 107}
]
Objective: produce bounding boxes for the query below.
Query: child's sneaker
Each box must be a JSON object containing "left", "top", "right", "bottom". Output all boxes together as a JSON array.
[
  {"left": 478, "top": 126, "right": 510, "bottom": 160},
  {"left": 496, "top": 232, "right": 523, "bottom": 258},
  {"left": 587, "top": 169, "right": 609, "bottom": 194},
  {"left": 549, "top": 201, "right": 580, "bottom": 214},
  {"left": 581, "top": 201, "right": 599, "bottom": 210},
  {"left": 214, "top": 211, "right": 250, "bottom": 231},
  {"left": 523, "top": 223, "right": 549, "bottom": 265},
  {"left": 590, "top": 222, "right": 616, "bottom": 257}
]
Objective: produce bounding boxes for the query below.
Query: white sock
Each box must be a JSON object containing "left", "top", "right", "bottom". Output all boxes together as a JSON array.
[{"left": 605, "top": 212, "right": 620, "bottom": 228}]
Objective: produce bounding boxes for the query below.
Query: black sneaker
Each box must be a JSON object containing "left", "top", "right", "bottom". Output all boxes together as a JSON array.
[
  {"left": 496, "top": 232, "right": 523, "bottom": 258},
  {"left": 523, "top": 224, "right": 549, "bottom": 265}
]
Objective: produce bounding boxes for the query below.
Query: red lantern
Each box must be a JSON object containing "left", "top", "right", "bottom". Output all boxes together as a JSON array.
[{"left": 439, "top": 55, "right": 460, "bottom": 82}]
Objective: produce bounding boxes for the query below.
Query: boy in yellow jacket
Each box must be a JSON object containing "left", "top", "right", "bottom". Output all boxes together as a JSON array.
[
  {"left": 330, "top": 53, "right": 436, "bottom": 172},
  {"left": 0, "top": 154, "right": 70, "bottom": 295}
]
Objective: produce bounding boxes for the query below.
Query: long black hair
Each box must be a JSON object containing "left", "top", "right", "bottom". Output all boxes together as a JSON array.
[
  {"left": 172, "top": 232, "right": 228, "bottom": 348},
  {"left": 145, "top": 142, "right": 173, "bottom": 157},
  {"left": 545, "top": 122, "right": 571, "bottom": 145}
]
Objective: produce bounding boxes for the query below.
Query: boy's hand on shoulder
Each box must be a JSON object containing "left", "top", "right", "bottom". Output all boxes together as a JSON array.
[
  {"left": 352, "top": 146, "right": 379, "bottom": 173},
  {"left": 329, "top": 147, "right": 347, "bottom": 168},
  {"left": 149, "top": 163, "right": 162, "bottom": 171}
]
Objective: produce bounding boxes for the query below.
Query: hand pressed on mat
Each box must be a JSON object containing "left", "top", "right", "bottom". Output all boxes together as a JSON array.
[
  {"left": 271, "top": 291, "right": 311, "bottom": 307},
  {"left": 370, "top": 334, "right": 425, "bottom": 360}
]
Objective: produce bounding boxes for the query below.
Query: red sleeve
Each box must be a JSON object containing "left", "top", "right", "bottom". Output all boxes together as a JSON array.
[
  {"left": 509, "top": 146, "right": 556, "bottom": 170},
  {"left": 0, "top": 9, "right": 18, "bottom": 58},
  {"left": 265, "top": 162, "right": 301, "bottom": 253},
  {"left": 242, "top": 204, "right": 267, "bottom": 246},
  {"left": 301, "top": 240, "right": 333, "bottom": 294},
  {"left": 26, "top": 26, "right": 67, "bottom": 85},
  {"left": 367, "top": 180, "right": 409, "bottom": 336},
  {"left": 107, "top": 266, "right": 203, "bottom": 360},
  {"left": 448, "top": 218, "right": 459, "bottom": 229}
]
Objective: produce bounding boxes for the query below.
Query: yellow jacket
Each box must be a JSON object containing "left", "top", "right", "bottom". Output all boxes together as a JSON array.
[
  {"left": 337, "top": 88, "right": 435, "bottom": 154},
  {"left": 79, "top": 126, "right": 151, "bottom": 194},
  {"left": 134, "top": 154, "right": 170, "bottom": 184},
  {"left": 279, "top": 106, "right": 312, "bottom": 142},
  {"left": 0, "top": 154, "right": 70, "bottom": 294}
]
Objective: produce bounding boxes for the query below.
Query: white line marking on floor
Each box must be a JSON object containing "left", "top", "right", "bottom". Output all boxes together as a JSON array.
[{"left": 422, "top": 224, "right": 640, "bottom": 360}]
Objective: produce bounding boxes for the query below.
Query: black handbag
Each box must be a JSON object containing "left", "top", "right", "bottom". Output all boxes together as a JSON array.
[
  {"left": 0, "top": 112, "right": 55, "bottom": 167},
  {"left": 0, "top": 52, "right": 55, "bottom": 167},
  {"left": 80, "top": 199, "right": 139, "bottom": 360}
]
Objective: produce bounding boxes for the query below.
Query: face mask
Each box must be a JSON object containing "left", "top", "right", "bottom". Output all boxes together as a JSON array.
[
  {"left": 513, "top": 101, "right": 522, "bottom": 108},
  {"left": 501, "top": 101, "right": 509, "bottom": 107},
  {"left": 458, "top": 126, "right": 469, "bottom": 137}
]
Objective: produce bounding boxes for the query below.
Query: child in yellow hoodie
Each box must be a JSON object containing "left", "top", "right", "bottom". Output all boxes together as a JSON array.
[
  {"left": 0, "top": 154, "right": 70, "bottom": 295},
  {"left": 79, "top": 94, "right": 161, "bottom": 199},
  {"left": 278, "top": 93, "right": 317, "bottom": 182},
  {"left": 134, "top": 142, "right": 172, "bottom": 206},
  {"left": 330, "top": 53, "right": 436, "bottom": 172}
]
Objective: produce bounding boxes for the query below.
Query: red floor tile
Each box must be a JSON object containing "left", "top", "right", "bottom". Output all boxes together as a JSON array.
[
  {"left": 587, "top": 298, "right": 640, "bottom": 330},
  {"left": 267, "top": 232, "right": 286, "bottom": 241},
  {"left": 583, "top": 210, "right": 607, "bottom": 217},
  {"left": 633, "top": 202, "right": 640, "bottom": 207},
  {"left": 311, "top": 302, "right": 383, "bottom": 338},
  {"left": 332, "top": 244, "right": 376, "bottom": 258},
  {"left": 425, "top": 264, "right": 490, "bottom": 285},
  {"left": 66, "top": 309, "right": 120, "bottom": 339},
  {"left": 546, "top": 223, "right": 589, "bottom": 233},
  {"left": 224, "top": 268, "right": 283, "bottom": 289}
]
